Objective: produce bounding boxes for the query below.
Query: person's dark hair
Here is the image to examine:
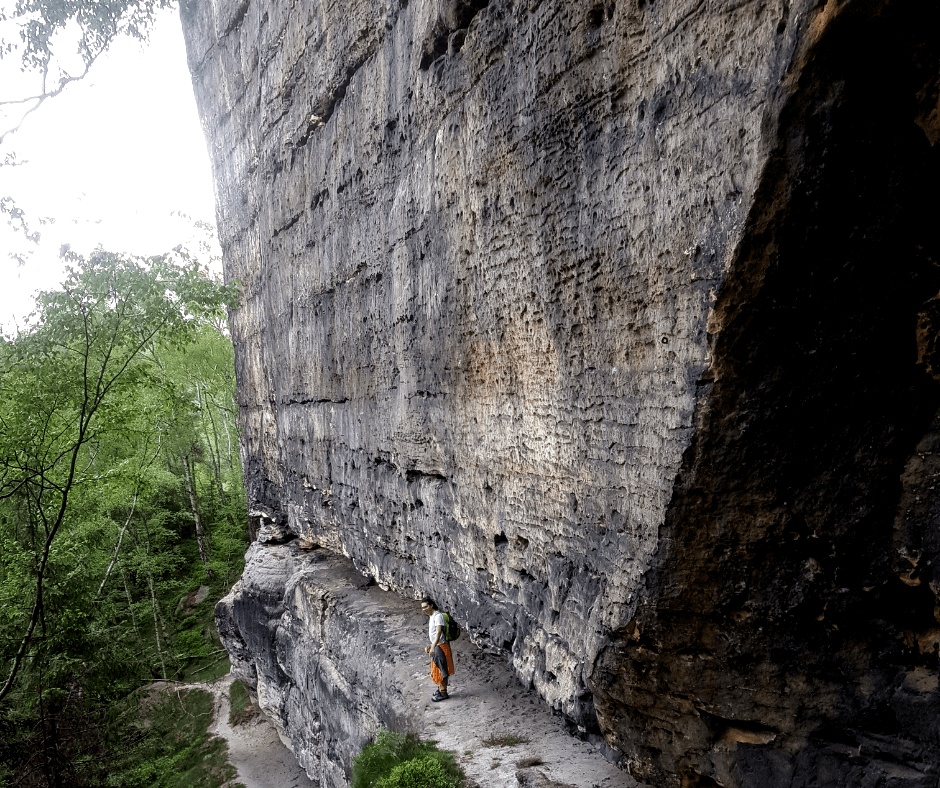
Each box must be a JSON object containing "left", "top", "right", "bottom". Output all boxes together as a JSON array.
[{"left": 420, "top": 597, "right": 436, "bottom": 610}]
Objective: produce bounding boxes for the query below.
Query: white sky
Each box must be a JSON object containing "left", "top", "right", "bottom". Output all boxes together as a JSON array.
[{"left": 0, "top": 7, "right": 218, "bottom": 332}]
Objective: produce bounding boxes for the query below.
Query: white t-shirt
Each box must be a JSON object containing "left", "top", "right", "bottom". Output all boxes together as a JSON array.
[{"left": 428, "top": 611, "right": 446, "bottom": 643}]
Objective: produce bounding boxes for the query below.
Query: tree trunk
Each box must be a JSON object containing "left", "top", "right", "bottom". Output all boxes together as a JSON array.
[
  {"left": 181, "top": 450, "right": 212, "bottom": 577},
  {"left": 222, "top": 408, "right": 234, "bottom": 469},
  {"left": 147, "top": 571, "right": 168, "bottom": 682},
  {"left": 119, "top": 559, "right": 139, "bottom": 639},
  {"left": 197, "top": 383, "right": 227, "bottom": 506},
  {"left": 96, "top": 494, "right": 136, "bottom": 597}
]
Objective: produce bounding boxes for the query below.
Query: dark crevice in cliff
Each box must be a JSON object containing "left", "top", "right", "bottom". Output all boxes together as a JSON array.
[
  {"left": 776, "top": 0, "right": 790, "bottom": 36},
  {"left": 272, "top": 212, "right": 302, "bottom": 237},
  {"left": 319, "top": 60, "right": 367, "bottom": 127},
  {"left": 285, "top": 397, "right": 349, "bottom": 406},
  {"left": 222, "top": 0, "right": 250, "bottom": 37},
  {"left": 699, "top": 711, "right": 780, "bottom": 740},
  {"left": 594, "top": 1, "right": 940, "bottom": 784},
  {"left": 405, "top": 469, "right": 447, "bottom": 483},
  {"left": 292, "top": 44, "right": 383, "bottom": 150},
  {"left": 419, "top": 0, "right": 491, "bottom": 71}
]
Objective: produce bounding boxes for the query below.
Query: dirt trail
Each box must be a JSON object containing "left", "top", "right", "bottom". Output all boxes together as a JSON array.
[
  {"left": 175, "top": 656, "right": 644, "bottom": 788},
  {"left": 178, "top": 674, "right": 315, "bottom": 788},
  {"left": 409, "top": 648, "right": 643, "bottom": 788}
]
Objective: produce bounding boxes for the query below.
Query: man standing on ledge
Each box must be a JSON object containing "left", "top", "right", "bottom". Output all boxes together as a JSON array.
[{"left": 421, "top": 598, "right": 454, "bottom": 701}]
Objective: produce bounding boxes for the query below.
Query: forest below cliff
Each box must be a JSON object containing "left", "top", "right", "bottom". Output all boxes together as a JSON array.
[{"left": 0, "top": 250, "right": 249, "bottom": 787}]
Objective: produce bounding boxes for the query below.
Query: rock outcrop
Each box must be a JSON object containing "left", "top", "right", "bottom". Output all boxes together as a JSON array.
[
  {"left": 216, "top": 539, "right": 644, "bottom": 787},
  {"left": 180, "top": 0, "right": 940, "bottom": 784}
]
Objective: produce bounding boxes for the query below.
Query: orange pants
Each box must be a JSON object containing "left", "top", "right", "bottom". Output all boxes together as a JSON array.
[{"left": 430, "top": 643, "right": 455, "bottom": 684}]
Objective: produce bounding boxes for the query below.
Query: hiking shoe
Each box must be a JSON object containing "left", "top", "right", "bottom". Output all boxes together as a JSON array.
[{"left": 431, "top": 691, "right": 449, "bottom": 702}]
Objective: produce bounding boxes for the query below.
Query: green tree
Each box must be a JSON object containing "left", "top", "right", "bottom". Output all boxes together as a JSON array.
[{"left": 0, "top": 249, "right": 237, "bottom": 786}]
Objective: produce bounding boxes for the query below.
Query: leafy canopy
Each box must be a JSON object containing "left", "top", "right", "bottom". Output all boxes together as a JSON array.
[
  {"left": 1, "top": 0, "right": 173, "bottom": 73},
  {"left": 0, "top": 249, "right": 238, "bottom": 705}
]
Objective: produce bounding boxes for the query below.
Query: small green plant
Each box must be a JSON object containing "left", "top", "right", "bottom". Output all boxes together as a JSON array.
[
  {"left": 376, "top": 756, "right": 454, "bottom": 788},
  {"left": 228, "top": 679, "right": 256, "bottom": 726},
  {"left": 352, "top": 729, "right": 462, "bottom": 788}
]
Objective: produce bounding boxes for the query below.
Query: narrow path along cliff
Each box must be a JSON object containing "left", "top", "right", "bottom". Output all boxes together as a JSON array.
[
  {"left": 215, "top": 541, "right": 651, "bottom": 788},
  {"left": 182, "top": 648, "right": 641, "bottom": 788},
  {"left": 409, "top": 646, "right": 643, "bottom": 788}
]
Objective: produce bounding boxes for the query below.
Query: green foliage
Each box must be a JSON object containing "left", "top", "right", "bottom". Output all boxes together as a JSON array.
[
  {"left": 175, "top": 628, "right": 211, "bottom": 659},
  {"left": 0, "top": 250, "right": 238, "bottom": 691},
  {"left": 228, "top": 679, "right": 255, "bottom": 727},
  {"left": 352, "top": 729, "right": 463, "bottom": 788},
  {"left": 0, "top": 251, "right": 248, "bottom": 786},
  {"left": 186, "top": 654, "right": 231, "bottom": 684},
  {"left": 2, "top": 0, "right": 173, "bottom": 73},
  {"left": 375, "top": 757, "right": 455, "bottom": 788},
  {"left": 106, "top": 687, "right": 239, "bottom": 788}
]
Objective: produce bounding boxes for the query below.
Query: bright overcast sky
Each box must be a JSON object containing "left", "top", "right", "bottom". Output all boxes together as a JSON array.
[{"left": 0, "top": 7, "right": 218, "bottom": 332}]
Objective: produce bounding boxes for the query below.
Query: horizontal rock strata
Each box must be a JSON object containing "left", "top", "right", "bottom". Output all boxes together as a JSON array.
[{"left": 182, "top": 0, "right": 940, "bottom": 784}]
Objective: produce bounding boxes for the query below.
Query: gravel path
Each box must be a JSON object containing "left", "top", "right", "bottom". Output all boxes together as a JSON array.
[
  {"left": 410, "top": 648, "right": 649, "bottom": 788},
  {"left": 176, "top": 656, "right": 648, "bottom": 788}
]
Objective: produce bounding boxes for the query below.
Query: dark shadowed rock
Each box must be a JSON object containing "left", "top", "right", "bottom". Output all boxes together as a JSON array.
[{"left": 183, "top": 0, "right": 940, "bottom": 784}]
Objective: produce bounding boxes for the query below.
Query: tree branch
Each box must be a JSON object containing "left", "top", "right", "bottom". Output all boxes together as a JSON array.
[
  {"left": 0, "top": 54, "right": 102, "bottom": 146},
  {"left": 96, "top": 493, "right": 137, "bottom": 598}
]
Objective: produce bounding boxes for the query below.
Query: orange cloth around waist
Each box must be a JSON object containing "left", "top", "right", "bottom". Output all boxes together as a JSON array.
[{"left": 430, "top": 642, "right": 455, "bottom": 684}]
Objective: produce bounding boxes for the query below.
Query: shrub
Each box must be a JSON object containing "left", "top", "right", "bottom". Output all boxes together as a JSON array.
[
  {"left": 376, "top": 756, "right": 453, "bottom": 788},
  {"left": 352, "top": 729, "right": 462, "bottom": 788}
]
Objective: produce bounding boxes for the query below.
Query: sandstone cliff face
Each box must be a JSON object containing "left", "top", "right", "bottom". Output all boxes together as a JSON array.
[{"left": 181, "top": 0, "right": 940, "bottom": 785}]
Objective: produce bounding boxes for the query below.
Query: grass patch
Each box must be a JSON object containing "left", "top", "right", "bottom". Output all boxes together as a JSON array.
[
  {"left": 104, "top": 686, "right": 241, "bottom": 788},
  {"left": 481, "top": 735, "right": 529, "bottom": 748},
  {"left": 352, "top": 728, "right": 463, "bottom": 788},
  {"left": 185, "top": 652, "right": 232, "bottom": 683},
  {"left": 229, "top": 679, "right": 257, "bottom": 726}
]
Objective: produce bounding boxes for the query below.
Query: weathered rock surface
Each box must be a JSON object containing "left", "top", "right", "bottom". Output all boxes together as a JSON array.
[
  {"left": 180, "top": 0, "right": 940, "bottom": 784},
  {"left": 217, "top": 540, "right": 645, "bottom": 787}
]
